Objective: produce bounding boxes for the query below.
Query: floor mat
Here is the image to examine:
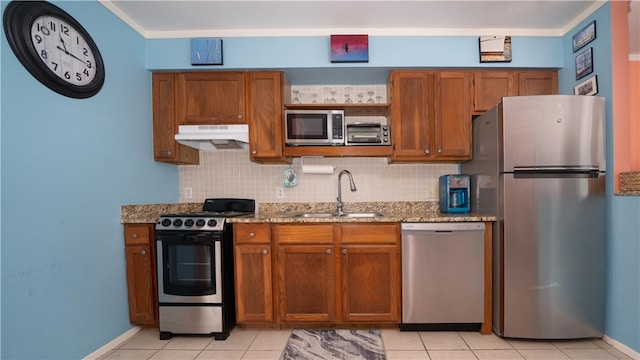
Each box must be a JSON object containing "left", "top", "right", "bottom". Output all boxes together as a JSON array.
[{"left": 280, "top": 329, "right": 386, "bottom": 360}]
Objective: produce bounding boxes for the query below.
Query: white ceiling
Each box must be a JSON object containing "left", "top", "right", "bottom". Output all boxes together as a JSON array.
[{"left": 100, "top": 0, "right": 639, "bottom": 56}]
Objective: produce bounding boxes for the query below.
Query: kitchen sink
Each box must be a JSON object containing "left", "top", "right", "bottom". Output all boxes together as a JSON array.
[{"left": 289, "top": 212, "right": 385, "bottom": 218}]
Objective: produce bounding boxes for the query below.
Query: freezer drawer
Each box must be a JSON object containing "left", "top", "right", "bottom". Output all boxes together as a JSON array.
[{"left": 401, "top": 223, "right": 484, "bottom": 325}]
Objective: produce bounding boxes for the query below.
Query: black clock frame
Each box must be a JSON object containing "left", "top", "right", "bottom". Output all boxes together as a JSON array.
[{"left": 3, "top": 1, "right": 105, "bottom": 99}]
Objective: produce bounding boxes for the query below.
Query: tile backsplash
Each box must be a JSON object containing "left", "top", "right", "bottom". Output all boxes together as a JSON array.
[{"left": 179, "top": 151, "right": 458, "bottom": 204}]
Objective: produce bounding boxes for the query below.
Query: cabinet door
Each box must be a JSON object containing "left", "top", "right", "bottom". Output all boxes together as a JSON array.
[
  {"left": 518, "top": 70, "right": 558, "bottom": 95},
  {"left": 235, "top": 245, "right": 273, "bottom": 323},
  {"left": 390, "top": 70, "right": 436, "bottom": 160},
  {"left": 234, "top": 223, "right": 273, "bottom": 323},
  {"left": 152, "top": 73, "right": 199, "bottom": 164},
  {"left": 247, "top": 72, "right": 287, "bottom": 163},
  {"left": 435, "top": 71, "right": 472, "bottom": 160},
  {"left": 175, "top": 72, "right": 247, "bottom": 124},
  {"left": 276, "top": 245, "right": 335, "bottom": 322},
  {"left": 474, "top": 71, "right": 516, "bottom": 112},
  {"left": 125, "top": 244, "right": 157, "bottom": 325},
  {"left": 341, "top": 245, "right": 400, "bottom": 322}
]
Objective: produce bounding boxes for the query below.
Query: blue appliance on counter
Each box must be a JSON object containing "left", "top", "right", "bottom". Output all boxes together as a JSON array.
[{"left": 439, "top": 174, "right": 470, "bottom": 213}]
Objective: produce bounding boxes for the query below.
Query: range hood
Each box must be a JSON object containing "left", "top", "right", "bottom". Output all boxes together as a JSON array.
[{"left": 175, "top": 124, "right": 249, "bottom": 151}]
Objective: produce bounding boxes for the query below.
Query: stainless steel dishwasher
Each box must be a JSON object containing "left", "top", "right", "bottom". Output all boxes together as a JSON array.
[{"left": 400, "top": 222, "right": 485, "bottom": 330}]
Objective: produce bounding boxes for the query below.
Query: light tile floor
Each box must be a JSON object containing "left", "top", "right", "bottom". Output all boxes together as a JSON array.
[{"left": 98, "top": 327, "right": 634, "bottom": 360}]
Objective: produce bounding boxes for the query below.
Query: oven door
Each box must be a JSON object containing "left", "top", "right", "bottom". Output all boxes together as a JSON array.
[{"left": 156, "top": 232, "right": 222, "bottom": 304}]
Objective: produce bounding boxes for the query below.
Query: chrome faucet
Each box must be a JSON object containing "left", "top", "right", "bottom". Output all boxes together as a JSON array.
[{"left": 337, "top": 170, "right": 357, "bottom": 215}]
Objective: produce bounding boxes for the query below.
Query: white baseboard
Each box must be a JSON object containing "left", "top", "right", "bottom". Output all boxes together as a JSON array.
[
  {"left": 603, "top": 335, "right": 640, "bottom": 360},
  {"left": 83, "top": 326, "right": 141, "bottom": 360}
]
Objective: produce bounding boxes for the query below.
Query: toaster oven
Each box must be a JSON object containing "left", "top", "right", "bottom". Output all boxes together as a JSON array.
[{"left": 345, "top": 123, "right": 391, "bottom": 145}]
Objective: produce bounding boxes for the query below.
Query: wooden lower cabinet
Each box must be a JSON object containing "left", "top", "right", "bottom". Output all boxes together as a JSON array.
[
  {"left": 124, "top": 224, "right": 158, "bottom": 326},
  {"left": 277, "top": 244, "right": 336, "bottom": 322},
  {"left": 340, "top": 223, "right": 400, "bottom": 322},
  {"left": 272, "top": 223, "right": 400, "bottom": 324},
  {"left": 234, "top": 224, "right": 274, "bottom": 323},
  {"left": 341, "top": 245, "right": 400, "bottom": 322}
]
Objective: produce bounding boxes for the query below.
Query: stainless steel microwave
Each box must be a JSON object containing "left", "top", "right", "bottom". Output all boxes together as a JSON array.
[{"left": 285, "top": 110, "right": 344, "bottom": 146}]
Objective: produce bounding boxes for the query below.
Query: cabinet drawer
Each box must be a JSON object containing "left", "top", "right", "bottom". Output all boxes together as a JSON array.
[
  {"left": 274, "top": 224, "right": 334, "bottom": 244},
  {"left": 235, "top": 224, "right": 272, "bottom": 244},
  {"left": 341, "top": 223, "right": 399, "bottom": 244},
  {"left": 124, "top": 224, "right": 152, "bottom": 245}
]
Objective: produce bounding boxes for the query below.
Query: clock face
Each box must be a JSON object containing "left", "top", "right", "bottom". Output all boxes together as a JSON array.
[
  {"left": 3, "top": 1, "right": 105, "bottom": 98},
  {"left": 30, "top": 15, "right": 97, "bottom": 86}
]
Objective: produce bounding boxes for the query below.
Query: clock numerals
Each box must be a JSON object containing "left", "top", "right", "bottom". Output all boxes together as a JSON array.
[
  {"left": 4, "top": 1, "right": 104, "bottom": 98},
  {"left": 31, "top": 15, "right": 97, "bottom": 86}
]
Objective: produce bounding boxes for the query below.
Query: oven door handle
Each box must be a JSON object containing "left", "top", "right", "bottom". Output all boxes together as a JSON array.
[{"left": 185, "top": 233, "right": 219, "bottom": 242}]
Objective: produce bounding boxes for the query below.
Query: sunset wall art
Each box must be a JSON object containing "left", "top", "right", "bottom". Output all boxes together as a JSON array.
[{"left": 330, "top": 35, "right": 369, "bottom": 63}]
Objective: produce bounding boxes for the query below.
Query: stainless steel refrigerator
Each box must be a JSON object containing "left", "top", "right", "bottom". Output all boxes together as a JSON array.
[{"left": 461, "top": 95, "right": 606, "bottom": 339}]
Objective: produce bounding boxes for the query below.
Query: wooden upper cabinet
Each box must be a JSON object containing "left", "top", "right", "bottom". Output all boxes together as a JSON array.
[
  {"left": 389, "top": 70, "right": 471, "bottom": 162},
  {"left": 474, "top": 70, "right": 558, "bottom": 113},
  {"left": 152, "top": 73, "right": 199, "bottom": 165},
  {"left": 435, "top": 71, "right": 473, "bottom": 160},
  {"left": 389, "top": 70, "right": 436, "bottom": 160},
  {"left": 518, "top": 70, "right": 559, "bottom": 96},
  {"left": 474, "top": 71, "right": 516, "bottom": 113},
  {"left": 247, "top": 72, "right": 288, "bottom": 163},
  {"left": 175, "top": 72, "right": 247, "bottom": 124}
]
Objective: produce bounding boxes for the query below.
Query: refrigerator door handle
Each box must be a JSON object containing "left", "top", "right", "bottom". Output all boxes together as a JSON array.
[
  {"left": 513, "top": 165, "right": 600, "bottom": 172},
  {"left": 512, "top": 169, "right": 601, "bottom": 179}
]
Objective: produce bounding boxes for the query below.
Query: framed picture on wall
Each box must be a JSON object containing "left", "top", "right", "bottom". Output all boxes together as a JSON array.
[
  {"left": 191, "top": 38, "right": 223, "bottom": 65},
  {"left": 479, "top": 36, "right": 512, "bottom": 63},
  {"left": 574, "top": 75, "right": 598, "bottom": 96},
  {"left": 572, "top": 21, "right": 596, "bottom": 53},
  {"left": 330, "top": 35, "right": 369, "bottom": 63},
  {"left": 575, "top": 47, "right": 593, "bottom": 80}
]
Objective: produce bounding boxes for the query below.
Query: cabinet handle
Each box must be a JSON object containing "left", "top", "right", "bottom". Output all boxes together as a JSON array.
[
  {"left": 237, "top": 115, "right": 243, "bottom": 119},
  {"left": 252, "top": 150, "right": 257, "bottom": 155},
  {"left": 131, "top": 233, "right": 138, "bottom": 239},
  {"left": 262, "top": 249, "right": 268, "bottom": 255},
  {"left": 425, "top": 149, "right": 430, "bottom": 154},
  {"left": 342, "top": 249, "right": 347, "bottom": 255},
  {"left": 160, "top": 150, "right": 172, "bottom": 156},
  {"left": 140, "top": 250, "right": 146, "bottom": 255},
  {"left": 326, "top": 249, "right": 332, "bottom": 255},
  {"left": 438, "top": 149, "right": 443, "bottom": 154},
  {"left": 249, "top": 232, "right": 255, "bottom": 238}
]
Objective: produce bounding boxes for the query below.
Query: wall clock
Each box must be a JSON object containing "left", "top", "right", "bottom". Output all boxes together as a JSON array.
[{"left": 3, "top": 1, "right": 105, "bottom": 99}]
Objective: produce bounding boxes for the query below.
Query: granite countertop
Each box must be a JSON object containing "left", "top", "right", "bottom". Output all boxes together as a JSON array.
[{"left": 121, "top": 201, "right": 496, "bottom": 224}]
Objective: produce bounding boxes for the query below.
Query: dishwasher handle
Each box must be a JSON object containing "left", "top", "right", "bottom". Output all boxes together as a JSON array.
[{"left": 401, "top": 222, "right": 485, "bottom": 232}]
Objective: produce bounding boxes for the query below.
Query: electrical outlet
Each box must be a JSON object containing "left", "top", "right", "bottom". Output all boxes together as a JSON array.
[
  {"left": 184, "top": 187, "right": 193, "bottom": 199},
  {"left": 276, "top": 186, "right": 285, "bottom": 199}
]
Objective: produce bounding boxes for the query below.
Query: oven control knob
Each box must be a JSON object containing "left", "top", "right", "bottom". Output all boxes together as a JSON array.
[
  {"left": 161, "top": 219, "right": 172, "bottom": 227},
  {"left": 196, "top": 219, "right": 206, "bottom": 227},
  {"left": 207, "top": 219, "right": 218, "bottom": 227},
  {"left": 173, "top": 219, "right": 183, "bottom": 227},
  {"left": 184, "top": 219, "right": 194, "bottom": 227}
]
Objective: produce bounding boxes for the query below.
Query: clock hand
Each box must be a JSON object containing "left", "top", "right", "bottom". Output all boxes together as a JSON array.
[
  {"left": 56, "top": 45, "right": 85, "bottom": 63},
  {"left": 59, "top": 35, "right": 68, "bottom": 52}
]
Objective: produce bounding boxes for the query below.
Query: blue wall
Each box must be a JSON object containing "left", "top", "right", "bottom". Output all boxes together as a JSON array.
[
  {"left": 0, "top": 1, "right": 178, "bottom": 358},
  {"left": 561, "top": 4, "right": 640, "bottom": 354},
  {"left": 146, "top": 35, "right": 563, "bottom": 85},
  {"left": 563, "top": 4, "right": 640, "bottom": 354}
]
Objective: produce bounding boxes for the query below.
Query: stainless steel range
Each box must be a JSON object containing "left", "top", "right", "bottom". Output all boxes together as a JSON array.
[{"left": 155, "top": 198, "right": 255, "bottom": 340}]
